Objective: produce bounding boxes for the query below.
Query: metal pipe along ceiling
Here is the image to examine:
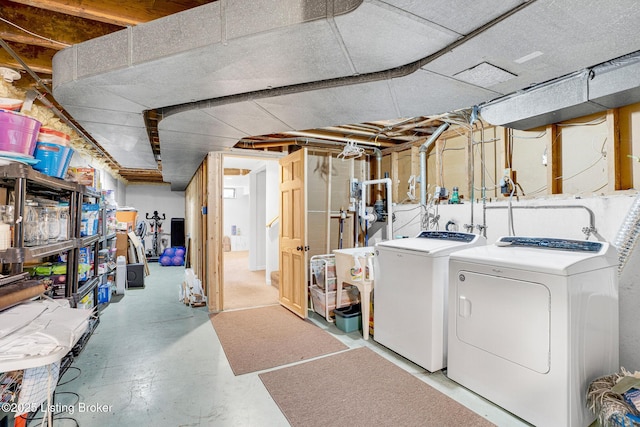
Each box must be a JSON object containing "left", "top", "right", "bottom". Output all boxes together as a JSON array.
[{"left": 419, "top": 122, "right": 450, "bottom": 207}]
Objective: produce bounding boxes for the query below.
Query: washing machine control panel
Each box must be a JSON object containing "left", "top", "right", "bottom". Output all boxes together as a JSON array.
[
  {"left": 416, "top": 231, "right": 476, "bottom": 242},
  {"left": 498, "top": 236, "right": 603, "bottom": 252}
]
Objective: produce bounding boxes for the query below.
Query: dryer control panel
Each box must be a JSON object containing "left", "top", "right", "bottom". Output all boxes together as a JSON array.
[
  {"left": 417, "top": 231, "right": 477, "bottom": 242},
  {"left": 497, "top": 236, "right": 603, "bottom": 252}
]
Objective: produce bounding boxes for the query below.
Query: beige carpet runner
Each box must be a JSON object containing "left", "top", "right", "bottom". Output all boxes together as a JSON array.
[
  {"left": 210, "top": 304, "right": 347, "bottom": 375},
  {"left": 259, "top": 347, "right": 496, "bottom": 427}
]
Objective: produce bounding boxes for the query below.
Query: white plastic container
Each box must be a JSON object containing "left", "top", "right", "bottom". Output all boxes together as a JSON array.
[
  {"left": 37, "top": 127, "right": 70, "bottom": 146},
  {"left": 116, "top": 256, "right": 126, "bottom": 295},
  {"left": 0, "top": 223, "right": 10, "bottom": 250}
]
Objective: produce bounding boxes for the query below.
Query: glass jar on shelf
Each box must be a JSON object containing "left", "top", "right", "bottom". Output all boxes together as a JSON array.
[
  {"left": 58, "top": 207, "right": 69, "bottom": 241},
  {"left": 37, "top": 207, "right": 50, "bottom": 245},
  {"left": 24, "top": 202, "right": 39, "bottom": 246},
  {"left": 45, "top": 207, "right": 60, "bottom": 243},
  {"left": 0, "top": 205, "right": 14, "bottom": 249}
]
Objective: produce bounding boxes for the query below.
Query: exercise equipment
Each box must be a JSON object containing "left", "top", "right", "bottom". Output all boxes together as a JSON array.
[{"left": 146, "top": 210, "right": 166, "bottom": 259}]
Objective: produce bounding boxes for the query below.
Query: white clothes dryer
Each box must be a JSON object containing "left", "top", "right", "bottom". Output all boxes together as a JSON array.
[
  {"left": 447, "top": 236, "right": 619, "bottom": 427},
  {"left": 374, "top": 231, "right": 485, "bottom": 372}
]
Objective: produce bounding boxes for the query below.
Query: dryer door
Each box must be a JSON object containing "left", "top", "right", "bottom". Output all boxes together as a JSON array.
[{"left": 455, "top": 271, "right": 551, "bottom": 374}]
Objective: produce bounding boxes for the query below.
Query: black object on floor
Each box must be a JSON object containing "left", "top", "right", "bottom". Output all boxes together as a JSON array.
[
  {"left": 127, "top": 263, "right": 145, "bottom": 288},
  {"left": 171, "top": 218, "right": 185, "bottom": 248}
]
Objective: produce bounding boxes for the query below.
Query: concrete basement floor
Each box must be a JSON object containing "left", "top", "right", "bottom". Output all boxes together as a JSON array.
[{"left": 28, "top": 262, "right": 531, "bottom": 426}]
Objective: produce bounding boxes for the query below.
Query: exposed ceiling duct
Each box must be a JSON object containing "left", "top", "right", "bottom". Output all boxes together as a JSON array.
[
  {"left": 480, "top": 51, "right": 640, "bottom": 130},
  {"left": 49, "top": 0, "right": 640, "bottom": 190}
]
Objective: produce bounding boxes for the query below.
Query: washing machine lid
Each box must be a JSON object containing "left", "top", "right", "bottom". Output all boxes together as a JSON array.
[
  {"left": 375, "top": 231, "right": 485, "bottom": 255},
  {"left": 450, "top": 236, "right": 617, "bottom": 275}
]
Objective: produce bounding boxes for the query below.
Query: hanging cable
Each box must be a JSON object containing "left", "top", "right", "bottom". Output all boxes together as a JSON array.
[{"left": 0, "top": 17, "right": 71, "bottom": 48}]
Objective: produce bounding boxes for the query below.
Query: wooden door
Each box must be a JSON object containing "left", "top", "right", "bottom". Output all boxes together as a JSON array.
[{"left": 279, "top": 148, "right": 308, "bottom": 318}]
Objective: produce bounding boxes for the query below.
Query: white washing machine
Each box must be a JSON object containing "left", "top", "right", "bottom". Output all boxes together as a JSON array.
[
  {"left": 374, "top": 231, "right": 485, "bottom": 372},
  {"left": 447, "top": 236, "right": 619, "bottom": 427}
]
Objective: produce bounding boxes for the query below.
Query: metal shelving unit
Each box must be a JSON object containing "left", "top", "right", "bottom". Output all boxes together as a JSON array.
[
  {"left": 0, "top": 164, "right": 79, "bottom": 293},
  {"left": 0, "top": 164, "right": 105, "bottom": 350}
]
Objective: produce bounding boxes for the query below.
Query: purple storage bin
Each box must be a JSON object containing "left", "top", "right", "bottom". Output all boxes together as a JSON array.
[
  {"left": 0, "top": 110, "right": 41, "bottom": 156},
  {"left": 33, "top": 142, "right": 74, "bottom": 178}
]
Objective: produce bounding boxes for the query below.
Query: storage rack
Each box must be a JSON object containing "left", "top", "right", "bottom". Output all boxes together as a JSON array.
[
  {"left": 0, "top": 163, "right": 107, "bottom": 353},
  {"left": 75, "top": 188, "right": 101, "bottom": 307},
  {"left": 0, "top": 163, "right": 78, "bottom": 285},
  {"left": 309, "top": 254, "right": 337, "bottom": 322}
]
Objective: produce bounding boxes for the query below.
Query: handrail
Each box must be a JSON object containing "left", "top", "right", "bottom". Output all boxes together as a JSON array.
[{"left": 266, "top": 216, "right": 279, "bottom": 228}]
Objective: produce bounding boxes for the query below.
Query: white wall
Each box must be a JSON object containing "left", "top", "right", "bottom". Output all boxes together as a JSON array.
[
  {"left": 67, "top": 151, "right": 127, "bottom": 206},
  {"left": 389, "top": 193, "right": 640, "bottom": 369},
  {"left": 125, "top": 184, "right": 185, "bottom": 250},
  {"left": 222, "top": 175, "right": 250, "bottom": 250},
  {"left": 265, "top": 161, "right": 279, "bottom": 284}
]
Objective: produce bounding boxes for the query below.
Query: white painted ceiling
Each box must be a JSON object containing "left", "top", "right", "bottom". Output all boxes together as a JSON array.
[{"left": 52, "top": 0, "right": 640, "bottom": 190}]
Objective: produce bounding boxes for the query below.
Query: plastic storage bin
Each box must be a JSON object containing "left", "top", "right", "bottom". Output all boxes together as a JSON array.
[
  {"left": 334, "top": 303, "right": 362, "bottom": 333},
  {"left": 0, "top": 110, "right": 41, "bottom": 156},
  {"left": 33, "top": 142, "right": 74, "bottom": 178},
  {"left": 98, "top": 283, "right": 111, "bottom": 304},
  {"left": 0, "top": 97, "right": 23, "bottom": 111},
  {"left": 37, "top": 127, "right": 70, "bottom": 146},
  {"left": 310, "top": 255, "right": 336, "bottom": 291},
  {"left": 310, "top": 284, "right": 359, "bottom": 318}
]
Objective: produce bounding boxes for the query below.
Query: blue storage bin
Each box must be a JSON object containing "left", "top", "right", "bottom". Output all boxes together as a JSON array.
[
  {"left": 98, "top": 283, "right": 111, "bottom": 304},
  {"left": 334, "top": 303, "right": 362, "bottom": 333},
  {"left": 33, "top": 142, "right": 74, "bottom": 178}
]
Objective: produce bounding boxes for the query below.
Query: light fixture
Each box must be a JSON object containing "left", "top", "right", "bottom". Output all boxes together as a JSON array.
[{"left": 514, "top": 51, "right": 543, "bottom": 64}]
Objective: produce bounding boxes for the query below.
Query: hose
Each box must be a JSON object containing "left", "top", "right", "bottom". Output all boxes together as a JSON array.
[{"left": 614, "top": 192, "right": 640, "bottom": 275}]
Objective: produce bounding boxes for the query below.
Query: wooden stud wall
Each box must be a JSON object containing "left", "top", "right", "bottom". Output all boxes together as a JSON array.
[
  {"left": 183, "top": 104, "right": 639, "bottom": 315},
  {"left": 379, "top": 108, "right": 636, "bottom": 206},
  {"left": 206, "top": 152, "right": 224, "bottom": 312},
  {"left": 185, "top": 155, "right": 206, "bottom": 301}
]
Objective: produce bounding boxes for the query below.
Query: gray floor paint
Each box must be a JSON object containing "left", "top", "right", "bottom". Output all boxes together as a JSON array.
[{"left": 42, "top": 262, "right": 530, "bottom": 426}]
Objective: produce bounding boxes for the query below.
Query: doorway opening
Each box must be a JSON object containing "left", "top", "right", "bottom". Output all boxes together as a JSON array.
[{"left": 222, "top": 155, "right": 280, "bottom": 310}]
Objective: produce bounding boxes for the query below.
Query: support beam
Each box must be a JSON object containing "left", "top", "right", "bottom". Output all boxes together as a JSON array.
[
  {"left": 545, "top": 124, "right": 562, "bottom": 194},
  {"left": 390, "top": 151, "right": 399, "bottom": 203},
  {"left": 6, "top": 0, "right": 214, "bottom": 26},
  {"left": 206, "top": 152, "right": 223, "bottom": 312},
  {"left": 0, "top": 2, "right": 122, "bottom": 49},
  {"left": 606, "top": 109, "right": 624, "bottom": 191}
]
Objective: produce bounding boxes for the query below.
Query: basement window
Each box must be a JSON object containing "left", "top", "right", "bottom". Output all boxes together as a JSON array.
[{"left": 223, "top": 188, "right": 236, "bottom": 199}]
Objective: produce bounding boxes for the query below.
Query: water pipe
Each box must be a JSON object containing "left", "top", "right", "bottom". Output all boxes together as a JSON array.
[
  {"left": 359, "top": 178, "right": 394, "bottom": 241},
  {"left": 484, "top": 204, "right": 604, "bottom": 241},
  {"left": 420, "top": 123, "right": 450, "bottom": 207}
]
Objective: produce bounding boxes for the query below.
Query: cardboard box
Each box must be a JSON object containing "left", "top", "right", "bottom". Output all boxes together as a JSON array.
[
  {"left": 116, "top": 210, "right": 137, "bottom": 232},
  {"left": 69, "top": 167, "right": 96, "bottom": 187},
  {"left": 116, "top": 232, "right": 129, "bottom": 262}
]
